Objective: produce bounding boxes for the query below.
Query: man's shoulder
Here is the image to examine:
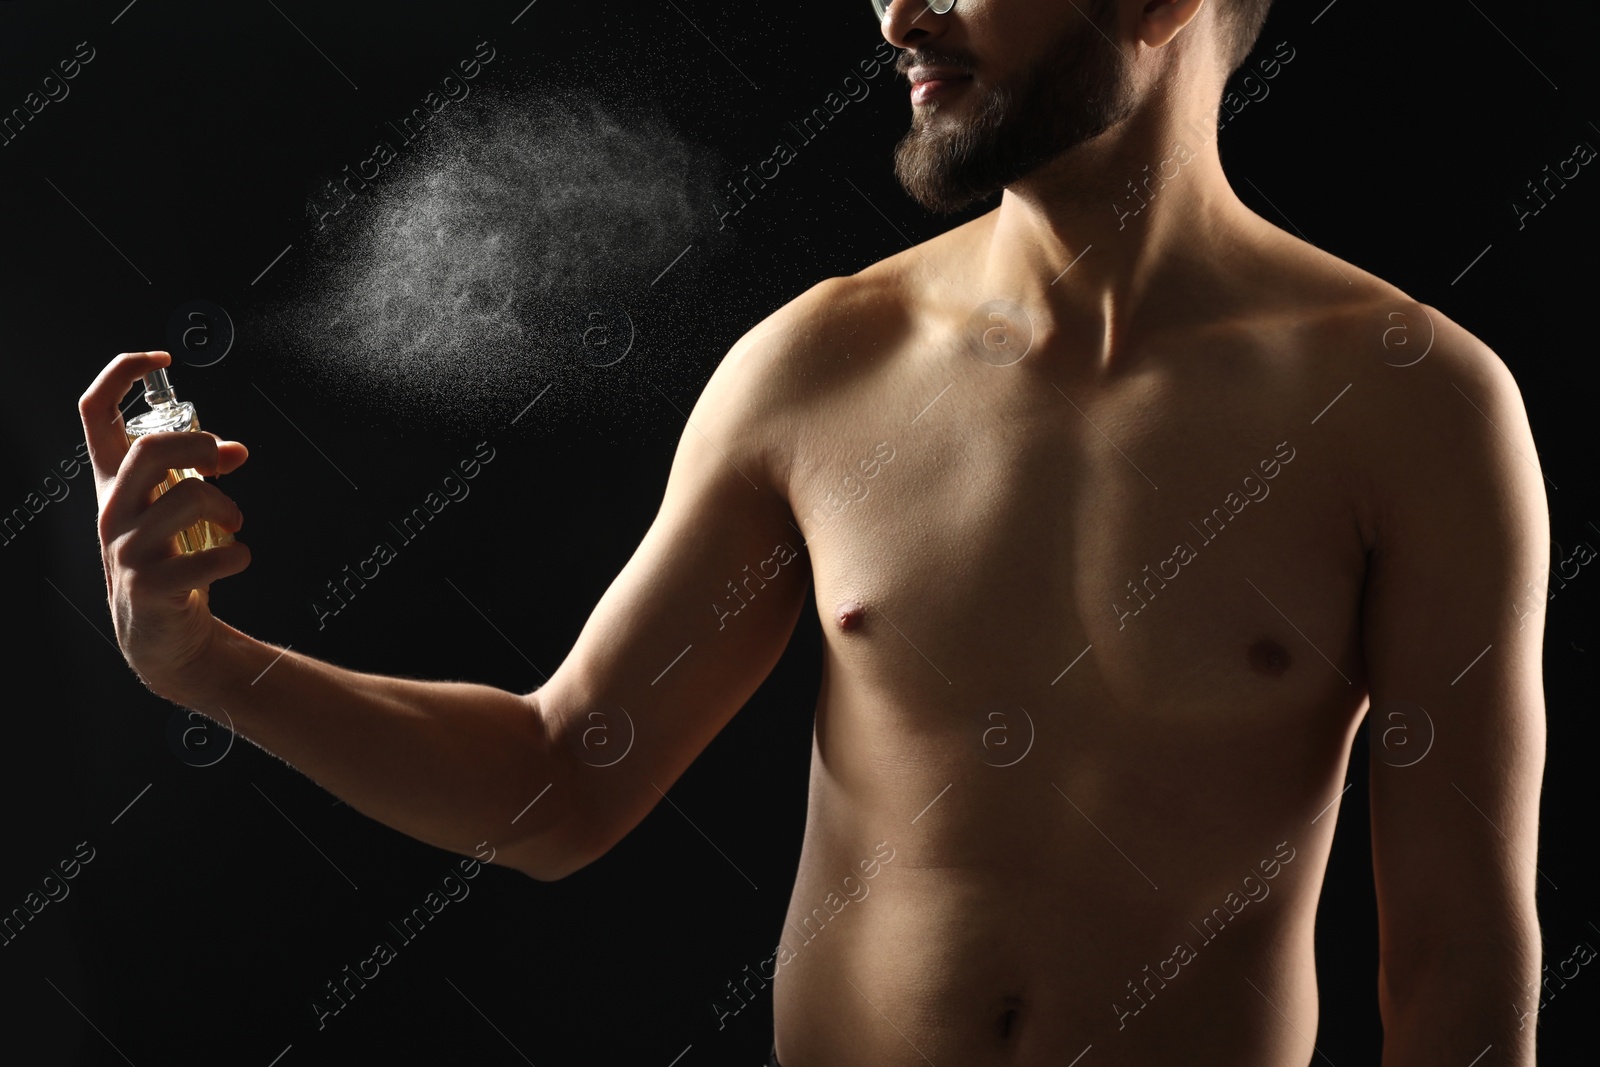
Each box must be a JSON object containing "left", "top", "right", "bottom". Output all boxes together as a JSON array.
[
  {"left": 719, "top": 262, "right": 919, "bottom": 401},
  {"left": 1237, "top": 233, "right": 1516, "bottom": 401},
  {"left": 738, "top": 213, "right": 989, "bottom": 368},
  {"left": 695, "top": 265, "right": 915, "bottom": 494},
  {"left": 1217, "top": 230, "right": 1539, "bottom": 545},
  {"left": 1303, "top": 282, "right": 1520, "bottom": 406},
  {"left": 1280, "top": 264, "right": 1537, "bottom": 551},
  {"left": 1240, "top": 226, "right": 1497, "bottom": 369},
  {"left": 735, "top": 272, "right": 901, "bottom": 354}
]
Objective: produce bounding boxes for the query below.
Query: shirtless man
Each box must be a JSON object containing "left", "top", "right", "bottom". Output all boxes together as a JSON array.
[{"left": 80, "top": 0, "right": 1548, "bottom": 1063}]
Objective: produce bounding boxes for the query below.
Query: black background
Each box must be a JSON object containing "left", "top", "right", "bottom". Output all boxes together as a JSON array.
[{"left": 1, "top": 1, "right": 1596, "bottom": 1064}]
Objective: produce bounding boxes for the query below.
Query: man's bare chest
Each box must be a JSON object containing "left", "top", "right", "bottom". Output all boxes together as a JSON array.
[{"left": 780, "top": 334, "right": 1372, "bottom": 743}]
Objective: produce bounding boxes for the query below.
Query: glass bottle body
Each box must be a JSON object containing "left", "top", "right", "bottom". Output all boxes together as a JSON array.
[{"left": 125, "top": 400, "right": 235, "bottom": 554}]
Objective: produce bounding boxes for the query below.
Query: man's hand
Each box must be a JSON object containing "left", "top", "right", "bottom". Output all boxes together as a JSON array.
[{"left": 79, "top": 350, "right": 251, "bottom": 699}]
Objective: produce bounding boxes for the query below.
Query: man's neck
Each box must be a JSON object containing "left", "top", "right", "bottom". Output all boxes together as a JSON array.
[{"left": 975, "top": 112, "right": 1261, "bottom": 374}]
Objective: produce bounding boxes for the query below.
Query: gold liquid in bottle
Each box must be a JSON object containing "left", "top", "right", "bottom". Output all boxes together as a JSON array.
[{"left": 124, "top": 368, "right": 235, "bottom": 554}]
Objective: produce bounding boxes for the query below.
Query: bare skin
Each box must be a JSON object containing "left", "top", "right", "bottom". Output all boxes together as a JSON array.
[
  {"left": 80, "top": 1, "right": 1546, "bottom": 1064},
  {"left": 760, "top": 215, "right": 1389, "bottom": 1064}
]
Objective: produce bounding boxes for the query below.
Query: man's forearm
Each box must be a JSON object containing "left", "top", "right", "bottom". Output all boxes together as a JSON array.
[
  {"left": 166, "top": 619, "right": 580, "bottom": 880},
  {"left": 1379, "top": 940, "right": 1539, "bottom": 1066}
]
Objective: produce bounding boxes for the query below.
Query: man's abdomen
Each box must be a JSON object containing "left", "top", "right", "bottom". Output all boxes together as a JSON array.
[{"left": 771, "top": 739, "right": 1331, "bottom": 1066}]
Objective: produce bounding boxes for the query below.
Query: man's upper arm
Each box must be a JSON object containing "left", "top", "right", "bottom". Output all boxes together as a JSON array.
[
  {"left": 524, "top": 293, "right": 829, "bottom": 872},
  {"left": 1361, "top": 304, "right": 1549, "bottom": 984}
]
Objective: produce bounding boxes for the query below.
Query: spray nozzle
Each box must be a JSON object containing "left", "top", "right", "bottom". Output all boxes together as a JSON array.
[{"left": 142, "top": 368, "right": 176, "bottom": 407}]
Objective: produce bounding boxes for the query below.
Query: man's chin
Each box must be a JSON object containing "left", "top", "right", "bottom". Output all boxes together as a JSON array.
[
  {"left": 894, "top": 140, "right": 1010, "bottom": 213},
  {"left": 894, "top": 172, "right": 1004, "bottom": 214}
]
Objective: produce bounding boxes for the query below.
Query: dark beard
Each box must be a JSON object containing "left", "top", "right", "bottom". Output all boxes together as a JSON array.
[{"left": 893, "top": 0, "right": 1137, "bottom": 213}]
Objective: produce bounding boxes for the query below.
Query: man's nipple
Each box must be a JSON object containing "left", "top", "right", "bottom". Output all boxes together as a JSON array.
[
  {"left": 1248, "top": 637, "right": 1292, "bottom": 675},
  {"left": 835, "top": 600, "right": 866, "bottom": 632}
]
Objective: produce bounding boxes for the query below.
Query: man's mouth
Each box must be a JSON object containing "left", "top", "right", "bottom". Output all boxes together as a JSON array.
[{"left": 909, "top": 72, "right": 973, "bottom": 105}]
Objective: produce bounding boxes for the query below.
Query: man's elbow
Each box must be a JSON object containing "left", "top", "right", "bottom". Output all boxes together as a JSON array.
[
  {"left": 497, "top": 809, "right": 608, "bottom": 883},
  {"left": 505, "top": 839, "right": 603, "bottom": 883},
  {"left": 498, "top": 690, "right": 603, "bottom": 882}
]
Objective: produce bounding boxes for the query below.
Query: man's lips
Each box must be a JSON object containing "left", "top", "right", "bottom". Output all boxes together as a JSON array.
[{"left": 910, "top": 73, "right": 972, "bottom": 105}]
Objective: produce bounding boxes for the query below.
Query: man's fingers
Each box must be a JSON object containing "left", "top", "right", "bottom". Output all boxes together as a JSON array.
[
  {"left": 78, "top": 351, "right": 172, "bottom": 483},
  {"left": 204, "top": 432, "right": 249, "bottom": 476},
  {"left": 114, "top": 477, "right": 243, "bottom": 566},
  {"left": 100, "top": 432, "right": 227, "bottom": 541},
  {"left": 135, "top": 540, "right": 253, "bottom": 599}
]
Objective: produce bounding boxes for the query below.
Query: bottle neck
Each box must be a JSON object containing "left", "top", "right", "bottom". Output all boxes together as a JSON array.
[
  {"left": 145, "top": 395, "right": 180, "bottom": 418},
  {"left": 126, "top": 368, "right": 197, "bottom": 436},
  {"left": 142, "top": 369, "right": 178, "bottom": 408}
]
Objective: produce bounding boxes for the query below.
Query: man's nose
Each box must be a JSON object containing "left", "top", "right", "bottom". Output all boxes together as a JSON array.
[{"left": 879, "top": 0, "right": 958, "bottom": 50}]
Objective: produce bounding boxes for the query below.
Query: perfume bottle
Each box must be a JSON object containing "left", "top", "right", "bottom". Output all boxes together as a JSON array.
[{"left": 124, "top": 368, "right": 235, "bottom": 554}]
